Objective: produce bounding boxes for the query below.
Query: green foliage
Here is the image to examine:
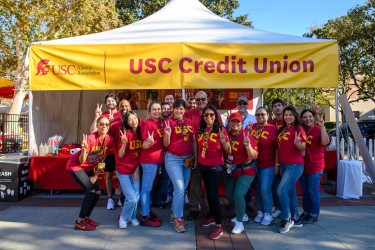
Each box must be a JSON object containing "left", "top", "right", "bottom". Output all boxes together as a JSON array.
[
  {"left": 311, "top": 0, "right": 375, "bottom": 103},
  {"left": 0, "top": 0, "right": 120, "bottom": 80},
  {"left": 324, "top": 121, "right": 336, "bottom": 130},
  {"left": 263, "top": 88, "right": 334, "bottom": 110}
]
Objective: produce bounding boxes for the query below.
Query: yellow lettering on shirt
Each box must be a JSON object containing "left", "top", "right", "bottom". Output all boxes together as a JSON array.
[
  {"left": 197, "top": 134, "right": 203, "bottom": 141},
  {"left": 261, "top": 131, "right": 269, "bottom": 139},
  {"left": 306, "top": 135, "right": 313, "bottom": 145},
  {"left": 156, "top": 128, "right": 163, "bottom": 138},
  {"left": 231, "top": 141, "right": 239, "bottom": 152},
  {"left": 174, "top": 126, "right": 193, "bottom": 134},
  {"left": 210, "top": 133, "right": 217, "bottom": 142},
  {"left": 129, "top": 140, "right": 142, "bottom": 149},
  {"left": 281, "top": 132, "right": 290, "bottom": 141}
]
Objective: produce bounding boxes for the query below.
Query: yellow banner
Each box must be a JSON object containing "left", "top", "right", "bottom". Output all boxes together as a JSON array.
[{"left": 30, "top": 42, "right": 338, "bottom": 90}]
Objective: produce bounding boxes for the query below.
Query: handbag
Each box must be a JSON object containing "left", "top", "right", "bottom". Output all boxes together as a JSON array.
[
  {"left": 86, "top": 137, "right": 106, "bottom": 164},
  {"left": 184, "top": 156, "right": 195, "bottom": 168}
]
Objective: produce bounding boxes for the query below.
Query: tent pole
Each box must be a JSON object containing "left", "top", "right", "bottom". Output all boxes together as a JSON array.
[
  {"left": 182, "top": 89, "right": 186, "bottom": 100},
  {"left": 335, "top": 88, "right": 340, "bottom": 164}
]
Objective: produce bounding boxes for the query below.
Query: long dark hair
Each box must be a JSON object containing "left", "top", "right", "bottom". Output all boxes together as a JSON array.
[
  {"left": 279, "top": 106, "right": 302, "bottom": 133},
  {"left": 123, "top": 111, "right": 141, "bottom": 138},
  {"left": 198, "top": 105, "right": 222, "bottom": 134}
]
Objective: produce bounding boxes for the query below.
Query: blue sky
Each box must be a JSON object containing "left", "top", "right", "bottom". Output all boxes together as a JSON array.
[{"left": 236, "top": 0, "right": 367, "bottom": 36}]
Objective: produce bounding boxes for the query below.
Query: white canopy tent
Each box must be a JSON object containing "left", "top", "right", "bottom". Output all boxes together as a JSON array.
[{"left": 29, "top": 0, "right": 338, "bottom": 154}]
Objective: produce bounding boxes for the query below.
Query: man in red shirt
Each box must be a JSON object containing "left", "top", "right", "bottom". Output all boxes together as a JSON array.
[
  {"left": 269, "top": 99, "right": 284, "bottom": 129},
  {"left": 268, "top": 98, "right": 285, "bottom": 218},
  {"left": 184, "top": 90, "right": 208, "bottom": 220}
]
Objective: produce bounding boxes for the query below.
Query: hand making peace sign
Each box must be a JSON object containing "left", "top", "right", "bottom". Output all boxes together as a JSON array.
[
  {"left": 108, "top": 109, "right": 115, "bottom": 123},
  {"left": 294, "top": 131, "right": 302, "bottom": 145},
  {"left": 243, "top": 131, "right": 251, "bottom": 149},
  {"left": 146, "top": 131, "right": 155, "bottom": 146},
  {"left": 164, "top": 120, "right": 171, "bottom": 137},
  {"left": 316, "top": 114, "right": 325, "bottom": 127},
  {"left": 81, "top": 134, "right": 88, "bottom": 150},
  {"left": 245, "top": 122, "right": 254, "bottom": 132},
  {"left": 119, "top": 129, "right": 128, "bottom": 145},
  {"left": 219, "top": 128, "right": 226, "bottom": 144},
  {"left": 95, "top": 103, "right": 103, "bottom": 118}
]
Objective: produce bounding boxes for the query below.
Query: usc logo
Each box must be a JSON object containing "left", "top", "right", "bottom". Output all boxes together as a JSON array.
[{"left": 35, "top": 59, "right": 76, "bottom": 76}]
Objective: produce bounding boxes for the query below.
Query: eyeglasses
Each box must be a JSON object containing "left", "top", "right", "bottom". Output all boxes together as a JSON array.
[
  {"left": 99, "top": 122, "right": 110, "bottom": 126},
  {"left": 255, "top": 113, "right": 267, "bottom": 117},
  {"left": 204, "top": 113, "right": 215, "bottom": 118},
  {"left": 238, "top": 102, "right": 247, "bottom": 106},
  {"left": 196, "top": 98, "right": 206, "bottom": 102}
]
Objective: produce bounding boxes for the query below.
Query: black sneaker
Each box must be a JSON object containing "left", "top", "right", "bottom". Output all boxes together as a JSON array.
[
  {"left": 278, "top": 219, "right": 294, "bottom": 234},
  {"left": 304, "top": 216, "right": 318, "bottom": 224},
  {"left": 295, "top": 213, "right": 310, "bottom": 225}
]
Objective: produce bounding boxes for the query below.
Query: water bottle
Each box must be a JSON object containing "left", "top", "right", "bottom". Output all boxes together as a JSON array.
[{"left": 39, "top": 143, "right": 44, "bottom": 156}]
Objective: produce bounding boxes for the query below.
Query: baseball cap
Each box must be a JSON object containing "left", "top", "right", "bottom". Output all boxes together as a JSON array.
[
  {"left": 237, "top": 96, "right": 248, "bottom": 104},
  {"left": 229, "top": 112, "right": 242, "bottom": 122}
]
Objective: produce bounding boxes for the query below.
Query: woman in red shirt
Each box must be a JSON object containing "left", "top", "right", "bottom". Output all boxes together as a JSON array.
[
  {"left": 197, "top": 105, "right": 231, "bottom": 240},
  {"left": 163, "top": 99, "right": 196, "bottom": 233},
  {"left": 66, "top": 116, "right": 114, "bottom": 231},
  {"left": 296, "top": 108, "right": 330, "bottom": 225},
  {"left": 115, "top": 111, "right": 142, "bottom": 229},
  {"left": 225, "top": 112, "right": 258, "bottom": 235},
  {"left": 277, "top": 106, "right": 306, "bottom": 234},
  {"left": 139, "top": 101, "right": 164, "bottom": 227},
  {"left": 250, "top": 107, "right": 278, "bottom": 226}
]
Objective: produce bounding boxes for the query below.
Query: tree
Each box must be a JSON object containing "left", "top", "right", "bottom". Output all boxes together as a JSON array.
[
  {"left": 262, "top": 88, "right": 334, "bottom": 116},
  {"left": 115, "top": 0, "right": 252, "bottom": 27},
  {"left": 310, "top": 0, "right": 375, "bottom": 104},
  {"left": 0, "top": 0, "right": 120, "bottom": 115}
]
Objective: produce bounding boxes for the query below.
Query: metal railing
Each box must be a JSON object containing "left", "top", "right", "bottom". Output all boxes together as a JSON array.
[{"left": 0, "top": 114, "right": 28, "bottom": 154}]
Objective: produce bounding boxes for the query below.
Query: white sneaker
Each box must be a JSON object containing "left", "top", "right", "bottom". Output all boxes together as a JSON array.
[
  {"left": 117, "top": 199, "right": 123, "bottom": 207},
  {"left": 271, "top": 209, "right": 281, "bottom": 218},
  {"left": 119, "top": 216, "right": 127, "bottom": 229},
  {"left": 261, "top": 213, "right": 273, "bottom": 226},
  {"left": 231, "top": 214, "right": 249, "bottom": 223},
  {"left": 107, "top": 198, "right": 115, "bottom": 210},
  {"left": 231, "top": 221, "right": 244, "bottom": 234},
  {"left": 129, "top": 218, "right": 139, "bottom": 226},
  {"left": 254, "top": 211, "right": 263, "bottom": 223}
]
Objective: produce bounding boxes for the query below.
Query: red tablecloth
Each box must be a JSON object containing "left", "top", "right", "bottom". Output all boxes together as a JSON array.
[{"left": 28, "top": 154, "right": 118, "bottom": 190}]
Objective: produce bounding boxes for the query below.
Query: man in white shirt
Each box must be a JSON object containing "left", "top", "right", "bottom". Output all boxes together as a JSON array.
[{"left": 223, "top": 96, "right": 256, "bottom": 130}]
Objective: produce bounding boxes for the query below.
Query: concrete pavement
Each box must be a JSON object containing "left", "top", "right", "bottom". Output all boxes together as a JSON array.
[{"left": 1, "top": 189, "right": 375, "bottom": 249}]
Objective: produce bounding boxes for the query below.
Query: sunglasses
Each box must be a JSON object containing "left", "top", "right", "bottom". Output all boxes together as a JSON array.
[
  {"left": 196, "top": 98, "right": 206, "bottom": 102},
  {"left": 204, "top": 113, "right": 215, "bottom": 118},
  {"left": 255, "top": 113, "right": 267, "bottom": 117},
  {"left": 238, "top": 102, "right": 247, "bottom": 106},
  {"left": 99, "top": 122, "right": 110, "bottom": 126}
]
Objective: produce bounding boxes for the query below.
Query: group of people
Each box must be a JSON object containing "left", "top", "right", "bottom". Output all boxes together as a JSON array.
[{"left": 66, "top": 91, "right": 329, "bottom": 239}]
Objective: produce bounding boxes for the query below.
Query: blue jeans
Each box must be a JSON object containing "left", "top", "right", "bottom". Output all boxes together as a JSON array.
[
  {"left": 255, "top": 167, "right": 275, "bottom": 214},
  {"left": 299, "top": 171, "right": 322, "bottom": 217},
  {"left": 116, "top": 172, "right": 140, "bottom": 221},
  {"left": 272, "top": 173, "right": 281, "bottom": 210},
  {"left": 151, "top": 163, "right": 170, "bottom": 204},
  {"left": 277, "top": 164, "right": 304, "bottom": 220},
  {"left": 165, "top": 152, "right": 191, "bottom": 218},
  {"left": 140, "top": 163, "right": 159, "bottom": 216}
]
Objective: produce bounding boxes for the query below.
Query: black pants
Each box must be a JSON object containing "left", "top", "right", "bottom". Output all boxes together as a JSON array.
[
  {"left": 199, "top": 166, "right": 223, "bottom": 224},
  {"left": 70, "top": 170, "right": 100, "bottom": 219}
]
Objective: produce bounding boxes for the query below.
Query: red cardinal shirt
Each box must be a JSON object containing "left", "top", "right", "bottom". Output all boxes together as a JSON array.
[
  {"left": 251, "top": 123, "right": 278, "bottom": 168},
  {"left": 277, "top": 125, "right": 306, "bottom": 165},
  {"left": 115, "top": 130, "right": 141, "bottom": 175}
]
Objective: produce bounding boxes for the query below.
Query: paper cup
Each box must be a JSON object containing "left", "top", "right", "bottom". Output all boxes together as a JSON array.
[{"left": 98, "top": 162, "right": 106, "bottom": 170}]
